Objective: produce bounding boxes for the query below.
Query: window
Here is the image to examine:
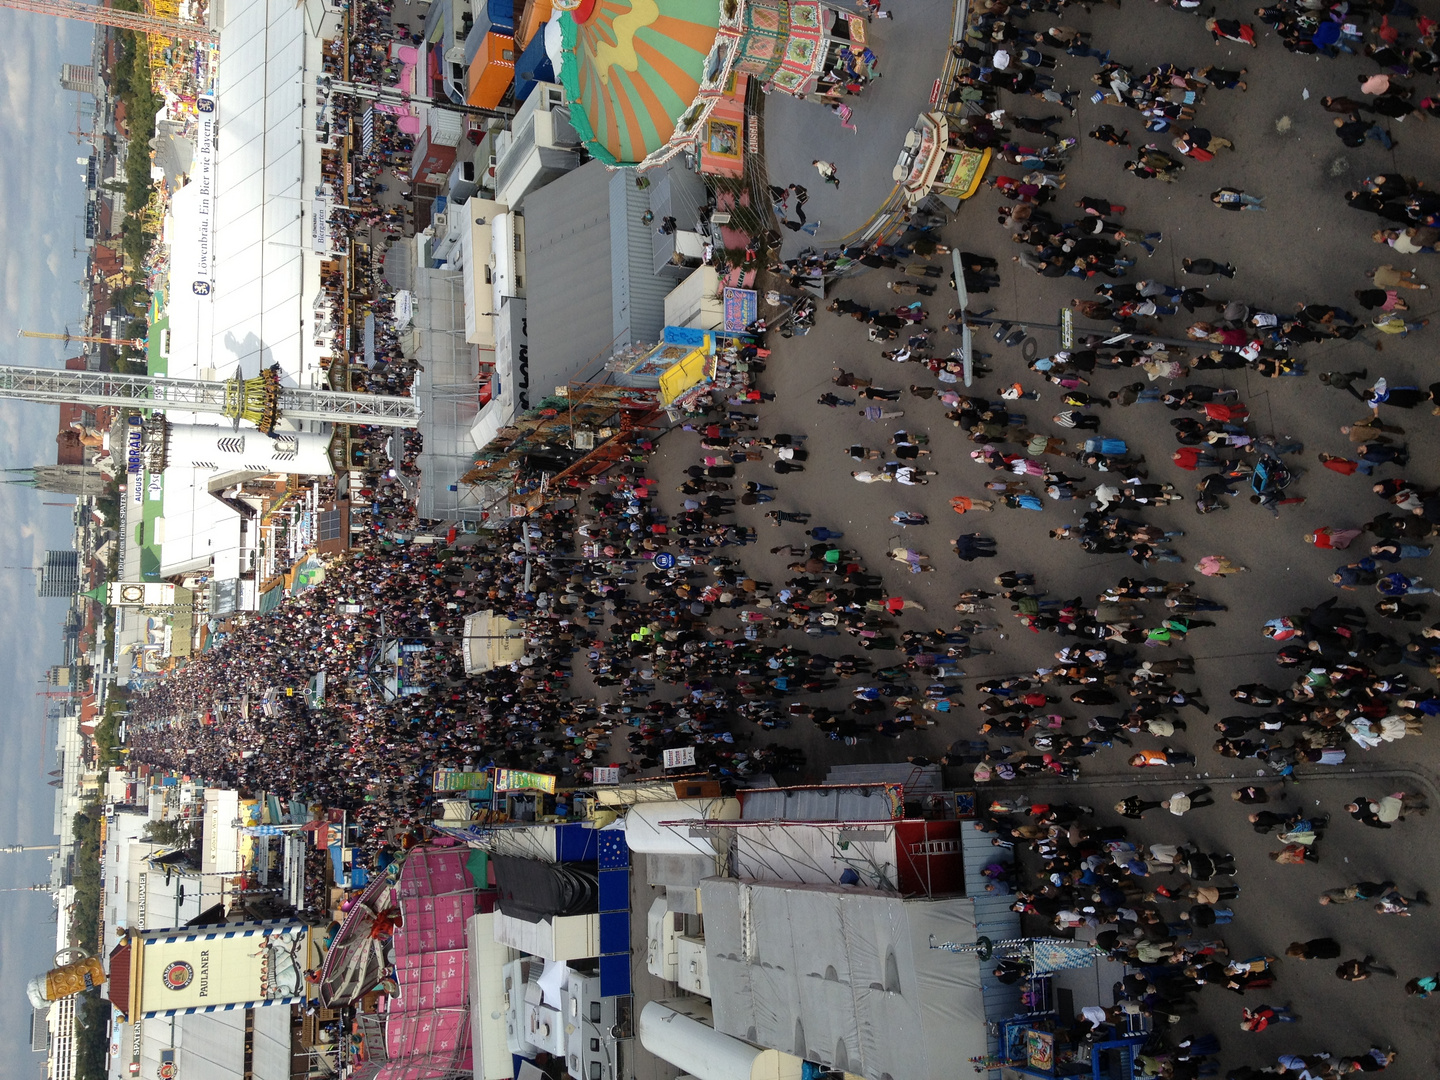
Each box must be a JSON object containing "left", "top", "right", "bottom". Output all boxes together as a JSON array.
[
  {"left": 589, "top": 1002, "right": 602, "bottom": 1022},
  {"left": 589, "top": 1039, "right": 600, "bottom": 1051},
  {"left": 318, "top": 510, "right": 342, "bottom": 543},
  {"left": 589, "top": 1063, "right": 601, "bottom": 1080}
]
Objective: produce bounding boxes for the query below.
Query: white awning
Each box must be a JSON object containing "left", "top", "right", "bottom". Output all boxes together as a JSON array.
[{"left": 462, "top": 611, "right": 527, "bottom": 674}]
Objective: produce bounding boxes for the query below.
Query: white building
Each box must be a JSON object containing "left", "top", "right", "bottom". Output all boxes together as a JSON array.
[{"left": 158, "top": 0, "right": 349, "bottom": 606}]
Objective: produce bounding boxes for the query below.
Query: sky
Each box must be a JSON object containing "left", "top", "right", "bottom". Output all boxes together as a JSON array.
[{"left": 0, "top": 9, "right": 105, "bottom": 1077}]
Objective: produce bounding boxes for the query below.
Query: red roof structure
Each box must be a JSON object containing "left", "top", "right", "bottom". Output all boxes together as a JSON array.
[{"left": 107, "top": 942, "right": 131, "bottom": 1017}]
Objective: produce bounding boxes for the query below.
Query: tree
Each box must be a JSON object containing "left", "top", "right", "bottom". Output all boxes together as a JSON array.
[{"left": 142, "top": 818, "right": 195, "bottom": 848}]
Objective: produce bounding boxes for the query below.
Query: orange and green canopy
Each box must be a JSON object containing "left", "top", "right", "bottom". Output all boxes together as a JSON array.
[{"left": 559, "top": 0, "right": 723, "bottom": 166}]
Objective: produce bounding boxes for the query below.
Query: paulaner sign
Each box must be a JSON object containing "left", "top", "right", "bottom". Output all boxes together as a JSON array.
[{"left": 126, "top": 920, "right": 309, "bottom": 1018}]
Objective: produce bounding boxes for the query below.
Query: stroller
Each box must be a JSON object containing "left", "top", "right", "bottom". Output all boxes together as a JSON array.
[{"left": 1250, "top": 451, "right": 1293, "bottom": 498}]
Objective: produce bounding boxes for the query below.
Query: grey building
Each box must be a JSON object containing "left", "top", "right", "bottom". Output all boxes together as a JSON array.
[
  {"left": 38, "top": 550, "right": 81, "bottom": 599},
  {"left": 522, "top": 160, "right": 675, "bottom": 396},
  {"left": 3, "top": 464, "right": 109, "bottom": 498}
]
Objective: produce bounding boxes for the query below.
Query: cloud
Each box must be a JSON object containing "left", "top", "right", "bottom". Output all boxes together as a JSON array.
[{"left": 0, "top": 10, "right": 98, "bottom": 1073}]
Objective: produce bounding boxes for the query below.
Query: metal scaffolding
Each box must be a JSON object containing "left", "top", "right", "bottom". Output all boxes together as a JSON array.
[
  {"left": 0, "top": 365, "right": 419, "bottom": 429},
  {"left": 0, "top": 0, "right": 218, "bottom": 42}
]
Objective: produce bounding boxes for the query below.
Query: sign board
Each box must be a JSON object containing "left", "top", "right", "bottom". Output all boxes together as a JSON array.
[
  {"left": 1025, "top": 1030, "right": 1055, "bottom": 1070},
  {"left": 722, "top": 288, "right": 758, "bottom": 333},
  {"left": 592, "top": 767, "right": 621, "bottom": 785},
  {"left": 111, "top": 582, "right": 177, "bottom": 607},
  {"left": 131, "top": 921, "right": 308, "bottom": 1018},
  {"left": 394, "top": 290, "right": 414, "bottom": 328},
  {"left": 1059, "top": 307, "right": 1075, "bottom": 349},
  {"left": 652, "top": 552, "right": 676, "bottom": 570},
  {"left": 663, "top": 325, "right": 711, "bottom": 349},
  {"left": 191, "top": 96, "right": 217, "bottom": 296},
  {"left": 312, "top": 193, "right": 334, "bottom": 255},
  {"left": 432, "top": 769, "right": 493, "bottom": 794},
  {"left": 662, "top": 747, "right": 697, "bottom": 769},
  {"left": 491, "top": 768, "right": 557, "bottom": 794},
  {"left": 126, "top": 424, "right": 144, "bottom": 474}
]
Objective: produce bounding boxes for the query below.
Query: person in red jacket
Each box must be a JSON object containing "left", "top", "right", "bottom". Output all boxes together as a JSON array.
[
  {"left": 1305, "top": 526, "right": 1363, "bottom": 549},
  {"left": 1239, "top": 1004, "right": 1297, "bottom": 1031}
]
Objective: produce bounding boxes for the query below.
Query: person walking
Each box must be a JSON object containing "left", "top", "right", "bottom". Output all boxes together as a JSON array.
[
  {"left": 888, "top": 279, "right": 936, "bottom": 297},
  {"left": 1375, "top": 887, "right": 1429, "bottom": 915},
  {"left": 951, "top": 534, "right": 998, "bottom": 560},
  {"left": 1182, "top": 257, "right": 1237, "bottom": 277},
  {"left": 1129, "top": 747, "right": 1197, "bottom": 767},
  {"left": 951, "top": 496, "right": 996, "bottom": 513},
  {"left": 1211, "top": 187, "right": 1265, "bottom": 211},
  {"left": 1372, "top": 313, "right": 1429, "bottom": 337},
  {"left": 860, "top": 407, "right": 905, "bottom": 421},
  {"left": 1115, "top": 795, "right": 1165, "bottom": 818},
  {"left": 1162, "top": 786, "right": 1214, "bottom": 815},
  {"left": 1196, "top": 555, "right": 1247, "bottom": 576},
  {"left": 1285, "top": 938, "right": 1342, "bottom": 960},
  {"left": 1240, "top": 1005, "right": 1297, "bottom": 1032},
  {"left": 1404, "top": 974, "right": 1439, "bottom": 997},
  {"left": 1318, "top": 370, "right": 1371, "bottom": 401},
  {"left": 765, "top": 510, "right": 810, "bottom": 526},
  {"left": 1337, "top": 957, "right": 1397, "bottom": 981},
  {"left": 813, "top": 159, "right": 840, "bottom": 188},
  {"left": 1319, "top": 881, "right": 1394, "bottom": 906}
]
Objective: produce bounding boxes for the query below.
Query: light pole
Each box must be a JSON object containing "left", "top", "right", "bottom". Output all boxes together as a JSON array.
[{"left": 949, "top": 253, "right": 1237, "bottom": 362}]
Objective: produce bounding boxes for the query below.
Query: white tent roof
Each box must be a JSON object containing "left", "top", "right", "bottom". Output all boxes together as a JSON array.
[
  {"left": 699, "top": 878, "right": 986, "bottom": 1080},
  {"left": 462, "top": 611, "right": 528, "bottom": 674},
  {"left": 156, "top": 0, "right": 339, "bottom": 585}
]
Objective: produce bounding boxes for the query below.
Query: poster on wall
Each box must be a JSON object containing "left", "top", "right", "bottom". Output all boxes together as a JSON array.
[
  {"left": 132, "top": 921, "right": 309, "bottom": 1018},
  {"left": 491, "top": 768, "right": 557, "bottom": 794},
  {"left": 722, "top": 288, "right": 757, "bottom": 332},
  {"left": 190, "top": 95, "right": 217, "bottom": 297}
]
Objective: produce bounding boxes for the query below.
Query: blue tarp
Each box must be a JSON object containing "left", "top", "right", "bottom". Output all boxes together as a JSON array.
[
  {"left": 598, "top": 954, "right": 631, "bottom": 997},
  {"left": 555, "top": 822, "right": 599, "bottom": 863},
  {"left": 596, "top": 829, "right": 630, "bottom": 869}
]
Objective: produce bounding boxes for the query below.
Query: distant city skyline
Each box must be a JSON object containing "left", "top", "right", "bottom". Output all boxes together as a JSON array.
[{"left": 0, "top": 8, "right": 105, "bottom": 1077}]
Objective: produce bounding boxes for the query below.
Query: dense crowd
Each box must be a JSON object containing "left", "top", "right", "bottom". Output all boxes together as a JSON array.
[{"left": 126, "top": 0, "right": 1440, "bottom": 1070}]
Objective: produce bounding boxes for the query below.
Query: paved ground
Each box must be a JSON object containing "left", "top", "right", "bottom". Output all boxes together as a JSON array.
[
  {"left": 763, "top": 0, "right": 956, "bottom": 256},
  {"left": 638, "top": 0, "right": 1440, "bottom": 1073}
]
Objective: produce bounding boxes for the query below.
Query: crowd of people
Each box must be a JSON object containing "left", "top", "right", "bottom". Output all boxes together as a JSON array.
[
  {"left": 122, "top": 0, "right": 1440, "bottom": 1070},
  {"left": 315, "top": 0, "right": 426, "bottom": 376}
]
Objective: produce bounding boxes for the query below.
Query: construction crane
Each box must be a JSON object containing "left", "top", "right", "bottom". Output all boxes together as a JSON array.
[
  {"left": 0, "top": 0, "right": 218, "bottom": 42},
  {"left": 19, "top": 328, "right": 147, "bottom": 350}
]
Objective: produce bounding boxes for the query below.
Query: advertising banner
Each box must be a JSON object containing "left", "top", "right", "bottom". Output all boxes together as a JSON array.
[
  {"left": 722, "top": 288, "right": 757, "bottom": 332},
  {"left": 190, "top": 96, "right": 217, "bottom": 297},
  {"left": 135, "top": 921, "right": 308, "bottom": 1017},
  {"left": 662, "top": 747, "right": 697, "bottom": 769},
  {"left": 432, "top": 769, "right": 493, "bottom": 794},
  {"left": 491, "top": 768, "right": 557, "bottom": 794}
]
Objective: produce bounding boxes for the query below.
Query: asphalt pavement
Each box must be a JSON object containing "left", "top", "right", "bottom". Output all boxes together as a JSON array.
[
  {"left": 763, "top": 0, "right": 956, "bottom": 256},
  {"left": 639, "top": 0, "right": 1440, "bottom": 1072}
]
